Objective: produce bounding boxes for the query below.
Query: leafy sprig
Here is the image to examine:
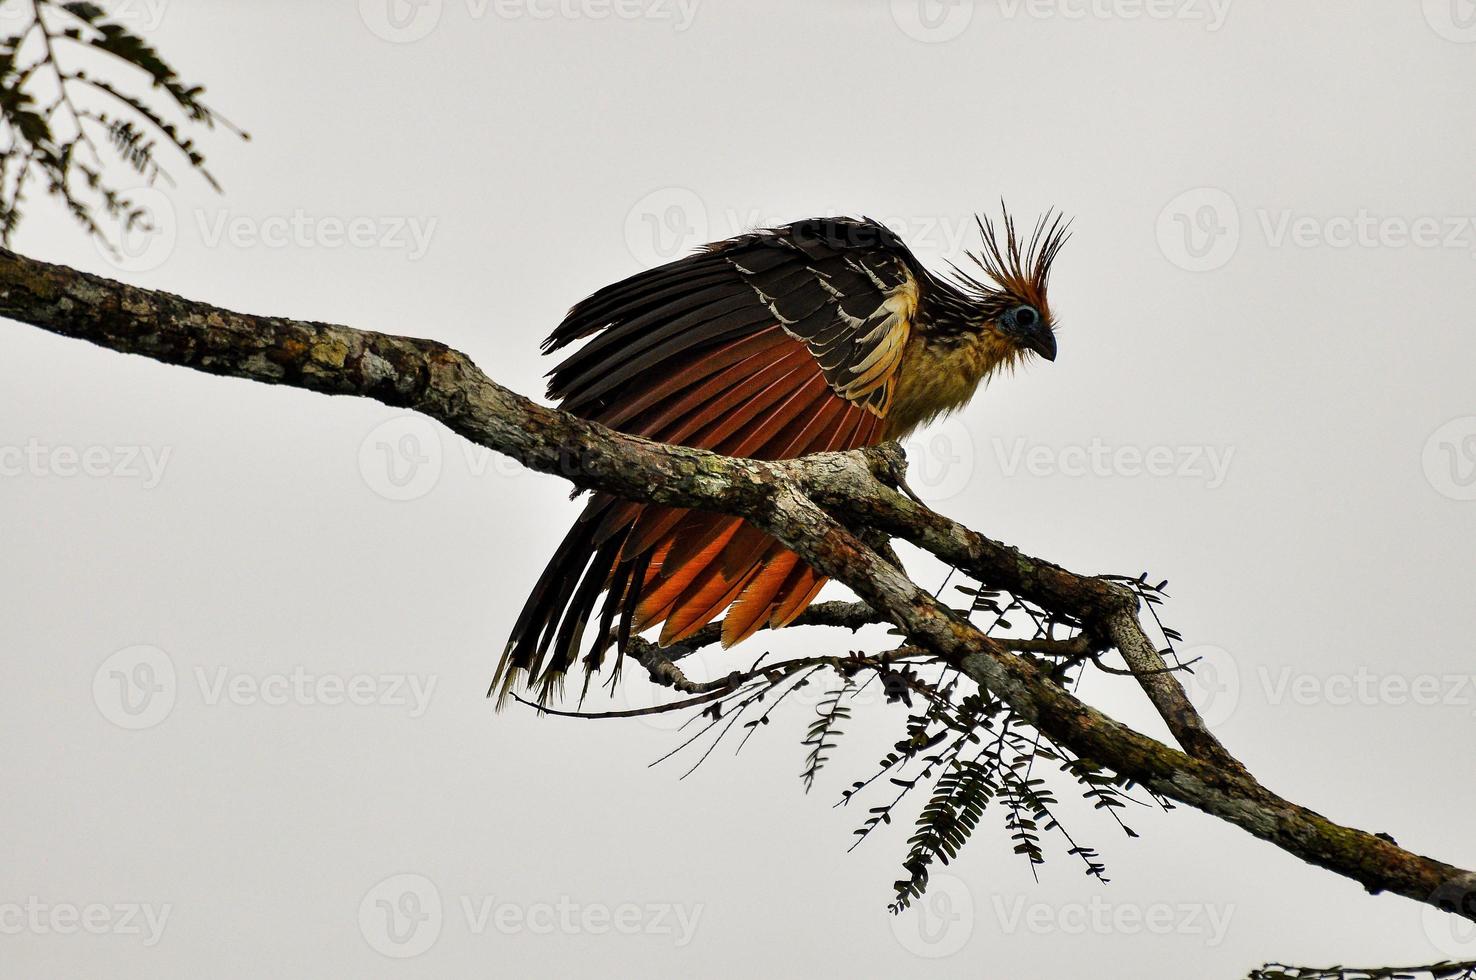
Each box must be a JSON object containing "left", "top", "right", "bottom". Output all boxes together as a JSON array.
[{"left": 0, "top": 0, "right": 243, "bottom": 250}]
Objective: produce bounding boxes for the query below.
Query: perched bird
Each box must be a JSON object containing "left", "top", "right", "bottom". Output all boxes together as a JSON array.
[{"left": 495, "top": 210, "right": 1068, "bottom": 705}]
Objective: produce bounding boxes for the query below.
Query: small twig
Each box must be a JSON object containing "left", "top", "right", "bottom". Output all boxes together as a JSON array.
[
  {"left": 998, "top": 635, "right": 1098, "bottom": 658},
  {"left": 509, "top": 688, "right": 731, "bottom": 720},
  {"left": 627, "top": 637, "right": 737, "bottom": 694},
  {"left": 1090, "top": 654, "right": 1201, "bottom": 677},
  {"left": 1248, "top": 962, "right": 1476, "bottom": 980}
]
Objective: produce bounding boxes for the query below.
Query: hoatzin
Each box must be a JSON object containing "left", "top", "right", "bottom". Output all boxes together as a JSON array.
[{"left": 494, "top": 211, "right": 1068, "bottom": 705}]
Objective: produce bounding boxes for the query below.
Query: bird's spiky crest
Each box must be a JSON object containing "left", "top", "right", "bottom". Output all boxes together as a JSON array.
[{"left": 948, "top": 204, "right": 1072, "bottom": 313}]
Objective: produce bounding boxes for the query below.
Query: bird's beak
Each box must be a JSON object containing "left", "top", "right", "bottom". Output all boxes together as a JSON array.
[{"left": 1021, "top": 325, "right": 1057, "bottom": 362}]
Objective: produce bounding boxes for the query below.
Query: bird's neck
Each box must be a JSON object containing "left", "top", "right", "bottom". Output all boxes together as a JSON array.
[{"left": 884, "top": 329, "right": 1017, "bottom": 440}]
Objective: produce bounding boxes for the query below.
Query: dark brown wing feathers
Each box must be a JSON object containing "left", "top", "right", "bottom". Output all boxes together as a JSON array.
[{"left": 496, "top": 218, "right": 919, "bottom": 703}]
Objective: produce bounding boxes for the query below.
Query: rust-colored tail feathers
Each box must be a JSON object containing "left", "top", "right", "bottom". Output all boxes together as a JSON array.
[
  {"left": 495, "top": 219, "right": 919, "bottom": 705},
  {"left": 493, "top": 326, "right": 885, "bottom": 705}
]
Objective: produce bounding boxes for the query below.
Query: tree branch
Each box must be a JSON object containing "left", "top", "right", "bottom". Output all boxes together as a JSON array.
[
  {"left": 2, "top": 246, "right": 1472, "bottom": 923},
  {"left": 1248, "top": 961, "right": 1476, "bottom": 980}
]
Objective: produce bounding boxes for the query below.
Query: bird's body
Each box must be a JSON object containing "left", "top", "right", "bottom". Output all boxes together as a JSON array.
[{"left": 495, "top": 212, "right": 1067, "bottom": 704}]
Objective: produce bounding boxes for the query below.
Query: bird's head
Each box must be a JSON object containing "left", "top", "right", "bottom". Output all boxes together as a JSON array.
[{"left": 945, "top": 208, "right": 1070, "bottom": 366}]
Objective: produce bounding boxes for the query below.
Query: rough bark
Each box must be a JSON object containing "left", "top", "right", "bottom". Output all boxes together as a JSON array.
[{"left": 2, "top": 246, "right": 1472, "bottom": 922}]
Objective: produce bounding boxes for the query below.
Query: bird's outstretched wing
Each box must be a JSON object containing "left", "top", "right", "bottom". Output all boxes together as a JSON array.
[{"left": 496, "top": 217, "right": 925, "bottom": 704}]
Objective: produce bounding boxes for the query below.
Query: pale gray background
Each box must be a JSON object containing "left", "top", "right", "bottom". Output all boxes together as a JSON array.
[{"left": 3, "top": 1, "right": 1475, "bottom": 976}]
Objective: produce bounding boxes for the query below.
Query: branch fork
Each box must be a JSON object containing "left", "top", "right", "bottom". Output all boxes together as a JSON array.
[{"left": 2, "top": 246, "right": 1471, "bottom": 922}]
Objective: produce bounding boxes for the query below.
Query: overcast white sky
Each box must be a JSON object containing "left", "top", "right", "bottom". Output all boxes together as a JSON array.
[{"left": 3, "top": 1, "right": 1476, "bottom": 977}]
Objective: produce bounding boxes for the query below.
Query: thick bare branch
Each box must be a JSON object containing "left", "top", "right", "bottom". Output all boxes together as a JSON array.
[
  {"left": 2, "top": 246, "right": 1472, "bottom": 922},
  {"left": 797, "top": 450, "right": 1235, "bottom": 763}
]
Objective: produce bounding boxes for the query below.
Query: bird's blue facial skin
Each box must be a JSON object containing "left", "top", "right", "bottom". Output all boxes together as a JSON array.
[
  {"left": 1005, "top": 304, "right": 1040, "bottom": 331},
  {"left": 1001, "top": 304, "right": 1057, "bottom": 361}
]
